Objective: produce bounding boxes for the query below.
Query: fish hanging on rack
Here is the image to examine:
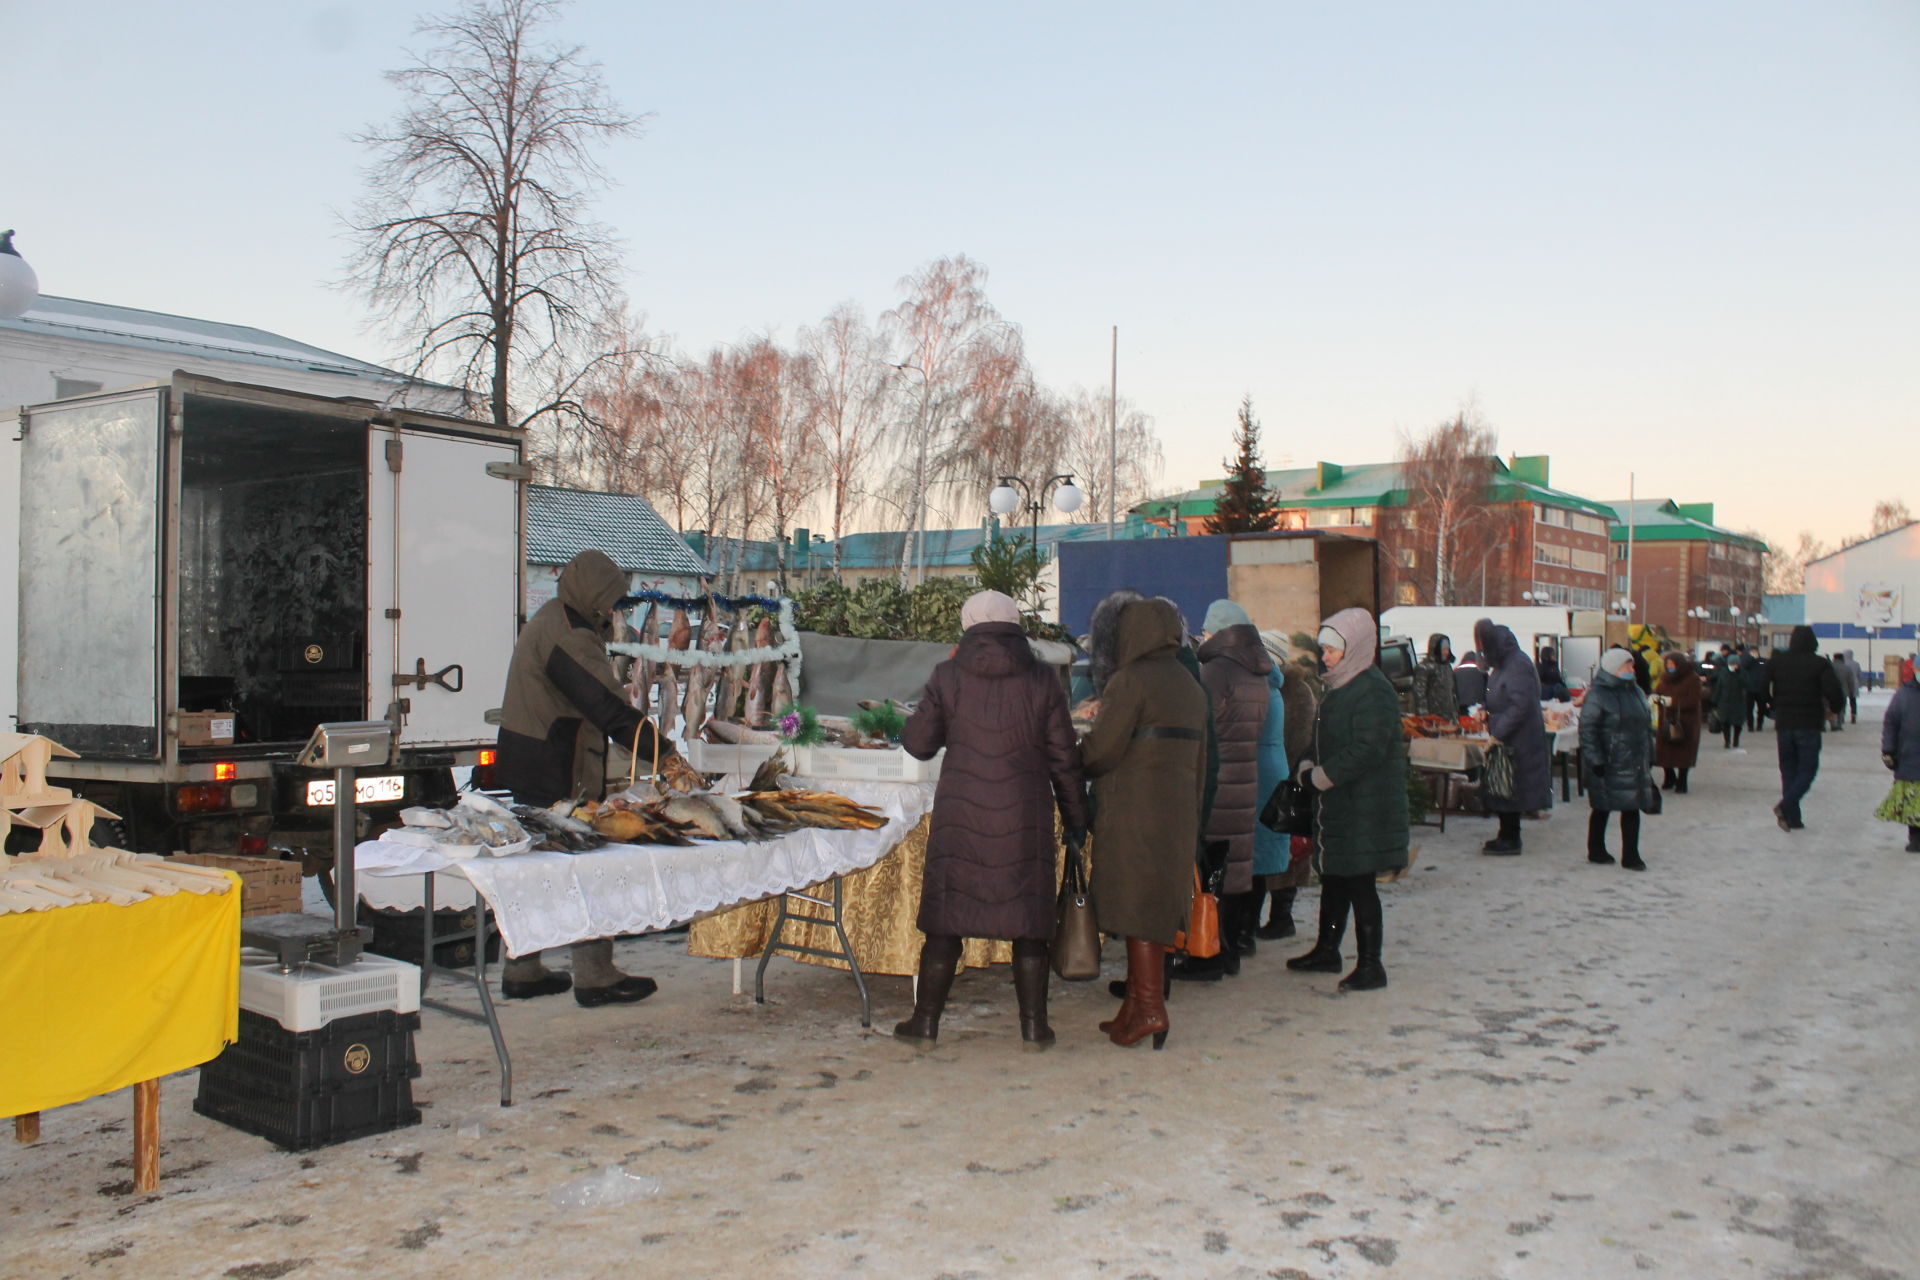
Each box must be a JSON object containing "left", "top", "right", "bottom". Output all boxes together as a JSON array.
[
  {"left": 680, "top": 609, "right": 725, "bottom": 740},
  {"left": 743, "top": 616, "right": 776, "bottom": 727},
  {"left": 622, "top": 603, "right": 658, "bottom": 715},
  {"left": 656, "top": 608, "right": 690, "bottom": 738},
  {"left": 712, "top": 608, "right": 750, "bottom": 726}
]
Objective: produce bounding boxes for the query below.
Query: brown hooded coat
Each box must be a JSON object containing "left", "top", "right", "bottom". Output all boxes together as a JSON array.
[
  {"left": 1080, "top": 600, "right": 1206, "bottom": 945},
  {"left": 1654, "top": 651, "right": 1703, "bottom": 770},
  {"left": 496, "top": 550, "right": 668, "bottom": 807}
]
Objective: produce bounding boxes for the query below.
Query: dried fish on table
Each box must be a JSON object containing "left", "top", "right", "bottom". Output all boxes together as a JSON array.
[
  {"left": 738, "top": 789, "right": 889, "bottom": 831},
  {"left": 510, "top": 803, "right": 606, "bottom": 852}
]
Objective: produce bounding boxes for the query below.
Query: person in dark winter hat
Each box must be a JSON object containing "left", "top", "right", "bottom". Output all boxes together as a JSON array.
[
  {"left": 895, "top": 591, "right": 1088, "bottom": 1048},
  {"left": 1767, "top": 625, "right": 1845, "bottom": 831},
  {"left": 1536, "top": 646, "right": 1572, "bottom": 702},
  {"left": 1580, "top": 648, "right": 1657, "bottom": 870},
  {"left": 1285, "top": 607, "right": 1407, "bottom": 991},
  {"left": 1412, "top": 634, "right": 1459, "bottom": 718},
  {"left": 1472, "top": 619, "right": 1552, "bottom": 854},
  {"left": 1713, "top": 652, "right": 1750, "bottom": 748},
  {"left": 1452, "top": 650, "right": 1489, "bottom": 709},
  {"left": 1654, "top": 651, "right": 1703, "bottom": 793},
  {"left": 1879, "top": 661, "right": 1920, "bottom": 852}
]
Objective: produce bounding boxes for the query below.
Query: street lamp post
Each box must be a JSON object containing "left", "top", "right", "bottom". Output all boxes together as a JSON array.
[{"left": 989, "top": 474, "right": 1085, "bottom": 544}]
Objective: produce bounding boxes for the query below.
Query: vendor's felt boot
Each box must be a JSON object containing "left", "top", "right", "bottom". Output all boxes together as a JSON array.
[
  {"left": 1675, "top": 769, "right": 1690, "bottom": 795},
  {"left": 1339, "top": 890, "right": 1387, "bottom": 992},
  {"left": 1287, "top": 877, "right": 1350, "bottom": 973},
  {"left": 502, "top": 952, "right": 572, "bottom": 1000},
  {"left": 1107, "top": 938, "right": 1169, "bottom": 1049},
  {"left": 1907, "top": 826, "right": 1920, "bottom": 853},
  {"left": 1011, "top": 939, "right": 1054, "bottom": 1050},
  {"left": 570, "top": 938, "right": 657, "bottom": 1007},
  {"left": 894, "top": 934, "right": 961, "bottom": 1045},
  {"left": 1256, "top": 887, "right": 1298, "bottom": 941}
]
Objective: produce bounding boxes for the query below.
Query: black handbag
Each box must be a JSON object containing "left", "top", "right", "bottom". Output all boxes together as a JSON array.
[
  {"left": 1051, "top": 835, "right": 1101, "bottom": 981},
  {"left": 1260, "top": 777, "right": 1315, "bottom": 836}
]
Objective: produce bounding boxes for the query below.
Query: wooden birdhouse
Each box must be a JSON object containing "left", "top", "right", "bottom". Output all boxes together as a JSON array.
[
  {"left": 0, "top": 733, "right": 79, "bottom": 809},
  {"left": 13, "top": 799, "right": 120, "bottom": 859}
]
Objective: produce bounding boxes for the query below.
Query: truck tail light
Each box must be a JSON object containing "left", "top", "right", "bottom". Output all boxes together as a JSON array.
[
  {"left": 213, "top": 762, "right": 238, "bottom": 781},
  {"left": 237, "top": 832, "right": 268, "bottom": 856},
  {"left": 176, "top": 783, "right": 230, "bottom": 814},
  {"left": 477, "top": 749, "right": 497, "bottom": 766}
]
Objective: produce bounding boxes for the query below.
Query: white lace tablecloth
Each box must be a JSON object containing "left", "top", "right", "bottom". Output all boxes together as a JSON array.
[{"left": 355, "top": 780, "right": 936, "bottom": 958}]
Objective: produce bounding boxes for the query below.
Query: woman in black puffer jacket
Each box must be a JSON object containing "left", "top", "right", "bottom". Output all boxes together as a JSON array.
[{"left": 1578, "top": 647, "right": 1658, "bottom": 871}]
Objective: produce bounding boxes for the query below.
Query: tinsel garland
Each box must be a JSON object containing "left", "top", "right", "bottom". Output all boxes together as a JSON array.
[
  {"left": 615, "top": 588, "right": 785, "bottom": 612},
  {"left": 607, "top": 596, "right": 804, "bottom": 691}
]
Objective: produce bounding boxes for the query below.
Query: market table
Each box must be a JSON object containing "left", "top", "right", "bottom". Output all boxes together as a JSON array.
[
  {"left": 355, "top": 780, "right": 937, "bottom": 1104},
  {"left": 1, "top": 878, "right": 241, "bottom": 1191}
]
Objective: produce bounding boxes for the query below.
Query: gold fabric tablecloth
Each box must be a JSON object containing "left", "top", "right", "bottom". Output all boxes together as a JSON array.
[{"left": 688, "top": 814, "right": 1070, "bottom": 977}]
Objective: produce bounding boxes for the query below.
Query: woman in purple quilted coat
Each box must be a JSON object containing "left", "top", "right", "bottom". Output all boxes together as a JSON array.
[{"left": 895, "top": 591, "right": 1089, "bottom": 1049}]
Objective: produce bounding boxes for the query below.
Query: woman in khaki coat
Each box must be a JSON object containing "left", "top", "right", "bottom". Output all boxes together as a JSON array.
[{"left": 1081, "top": 598, "right": 1207, "bottom": 1049}]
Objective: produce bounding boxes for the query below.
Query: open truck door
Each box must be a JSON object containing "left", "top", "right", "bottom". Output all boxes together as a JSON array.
[
  {"left": 16, "top": 388, "right": 168, "bottom": 758},
  {"left": 366, "top": 422, "right": 522, "bottom": 750}
]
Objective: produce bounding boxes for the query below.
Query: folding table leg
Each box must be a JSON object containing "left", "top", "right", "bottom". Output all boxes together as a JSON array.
[{"left": 14, "top": 1112, "right": 39, "bottom": 1143}]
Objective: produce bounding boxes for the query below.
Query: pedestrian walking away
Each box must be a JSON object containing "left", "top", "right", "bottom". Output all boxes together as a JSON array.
[
  {"left": 1412, "top": 634, "right": 1460, "bottom": 719},
  {"left": 1654, "top": 651, "right": 1703, "bottom": 794},
  {"left": 1743, "top": 648, "right": 1771, "bottom": 730},
  {"left": 1473, "top": 620, "right": 1552, "bottom": 854},
  {"left": 1835, "top": 650, "right": 1862, "bottom": 726},
  {"left": 1874, "top": 663, "right": 1920, "bottom": 853},
  {"left": 1579, "top": 647, "right": 1659, "bottom": 870},
  {"left": 1767, "top": 625, "right": 1845, "bottom": 831},
  {"left": 1285, "top": 607, "right": 1408, "bottom": 991}
]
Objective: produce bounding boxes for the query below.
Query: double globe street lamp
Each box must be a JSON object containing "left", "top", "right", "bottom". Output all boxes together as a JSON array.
[{"left": 988, "top": 473, "right": 1084, "bottom": 541}]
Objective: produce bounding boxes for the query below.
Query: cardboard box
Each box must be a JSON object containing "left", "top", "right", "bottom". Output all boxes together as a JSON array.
[
  {"left": 1407, "top": 736, "right": 1477, "bottom": 771},
  {"left": 178, "top": 711, "right": 236, "bottom": 747}
]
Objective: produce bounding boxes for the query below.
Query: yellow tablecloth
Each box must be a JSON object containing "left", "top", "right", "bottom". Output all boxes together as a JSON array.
[
  {"left": 1, "top": 879, "right": 241, "bottom": 1118},
  {"left": 688, "top": 814, "right": 1067, "bottom": 977}
]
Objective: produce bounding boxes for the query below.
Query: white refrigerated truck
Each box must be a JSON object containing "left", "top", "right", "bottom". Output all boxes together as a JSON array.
[
  {"left": 1381, "top": 604, "right": 1607, "bottom": 688},
  {"left": 4, "top": 372, "right": 524, "bottom": 854}
]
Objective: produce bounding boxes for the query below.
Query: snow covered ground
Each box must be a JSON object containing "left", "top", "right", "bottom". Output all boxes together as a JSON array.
[{"left": 6, "top": 691, "right": 1916, "bottom": 1279}]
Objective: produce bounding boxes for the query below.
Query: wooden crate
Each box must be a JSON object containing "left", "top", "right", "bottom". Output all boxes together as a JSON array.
[{"left": 170, "top": 853, "right": 303, "bottom": 917}]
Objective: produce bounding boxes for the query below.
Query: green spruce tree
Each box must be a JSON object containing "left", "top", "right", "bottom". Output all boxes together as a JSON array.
[{"left": 1202, "top": 396, "right": 1281, "bottom": 534}]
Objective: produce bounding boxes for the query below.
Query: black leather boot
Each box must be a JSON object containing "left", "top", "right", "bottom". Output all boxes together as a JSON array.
[
  {"left": 894, "top": 934, "right": 961, "bottom": 1045},
  {"left": 1339, "top": 883, "right": 1387, "bottom": 991},
  {"left": 1223, "top": 890, "right": 1260, "bottom": 963},
  {"left": 1012, "top": 940, "right": 1054, "bottom": 1050},
  {"left": 1256, "top": 887, "right": 1297, "bottom": 940},
  {"left": 1287, "top": 877, "right": 1350, "bottom": 973}
]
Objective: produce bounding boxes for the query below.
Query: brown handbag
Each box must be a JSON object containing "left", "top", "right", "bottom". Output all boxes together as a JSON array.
[
  {"left": 1051, "top": 836, "right": 1101, "bottom": 980},
  {"left": 1173, "top": 865, "right": 1221, "bottom": 959}
]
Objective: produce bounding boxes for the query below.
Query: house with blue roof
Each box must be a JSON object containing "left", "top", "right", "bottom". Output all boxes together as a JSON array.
[{"left": 525, "top": 485, "right": 713, "bottom": 615}]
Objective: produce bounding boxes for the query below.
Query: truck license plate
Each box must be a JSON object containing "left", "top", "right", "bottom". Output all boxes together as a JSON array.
[{"left": 306, "top": 775, "right": 405, "bottom": 806}]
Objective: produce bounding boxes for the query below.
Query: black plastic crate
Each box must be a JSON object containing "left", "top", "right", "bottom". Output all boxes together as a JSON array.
[
  {"left": 201, "top": 1009, "right": 420, "bottom": 1093},
  {"left": 361, "top": 904, "right": 501, "bottom": 971},
  {"left": 195, "top": 1065, "right": 420, "bottom": 1152},
  {"left": 195, "top": 1009, "right": 422, "bottom": 1151}
]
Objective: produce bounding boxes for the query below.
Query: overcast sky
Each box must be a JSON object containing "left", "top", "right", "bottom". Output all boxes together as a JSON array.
[{"left": 11, "top": 0, "right": 1915, "bottom": 549}]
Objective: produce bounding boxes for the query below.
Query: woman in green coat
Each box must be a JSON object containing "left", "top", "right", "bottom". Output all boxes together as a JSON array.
[{"left": 1285, "top": 607, "right": 1409, "bottom": 992}]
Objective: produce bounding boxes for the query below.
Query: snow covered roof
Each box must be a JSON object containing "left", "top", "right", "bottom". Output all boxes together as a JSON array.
[
  {"left": 0, "top": 295, "right": 461, "bottom": 398},
  {"left": 526, "top": 485, "right": 713, "bottom": 577}
]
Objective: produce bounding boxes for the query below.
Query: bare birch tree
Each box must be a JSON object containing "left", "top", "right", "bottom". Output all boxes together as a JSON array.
[
  {"left": 882, "top": 255, "right": 1022, "bottom": 585},
  {"left": 344, "top": 0, "right": 643, "bottom": 448},
  {"left": 1388, "top": 411, "right": 1499, "bottom": 606},
  {"left": 798, "top": 304, "right": 896, "bottom": 578},
  {"left": 1061, "top": 388, "right": 1163, "bottom": 524}
]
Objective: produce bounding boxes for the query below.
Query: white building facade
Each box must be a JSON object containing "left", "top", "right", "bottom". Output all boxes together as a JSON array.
[{"left": 1803, "top": 522, "right": 1919, "bottom": 685}]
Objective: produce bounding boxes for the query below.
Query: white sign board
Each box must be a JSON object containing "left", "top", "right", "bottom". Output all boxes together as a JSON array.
[{"left": 1856, "top": 582, "right": 1902, "bottom": 627}]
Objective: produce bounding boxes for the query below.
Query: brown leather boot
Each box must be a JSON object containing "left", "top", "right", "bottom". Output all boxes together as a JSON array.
[
  {"left": 894, "top": 934, "right": 961, "bottom": 1045},
  {"left": 1011, "top": 940, "right": 1054, "bottom": 1049},
  {"left": 1107, "top": 938, "right": 1170, "bottom": 1049}
]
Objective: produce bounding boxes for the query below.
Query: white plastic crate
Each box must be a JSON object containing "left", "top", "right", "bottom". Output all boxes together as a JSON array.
[
  {"left": 239, "top": 949, "right": 421, "bottom": 1032},
  {"left": 683, "top": 738, "right": 781, "bottom": 777},
  {"left": 789, "top": 744, "right": 943, "bottom": 783}
]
